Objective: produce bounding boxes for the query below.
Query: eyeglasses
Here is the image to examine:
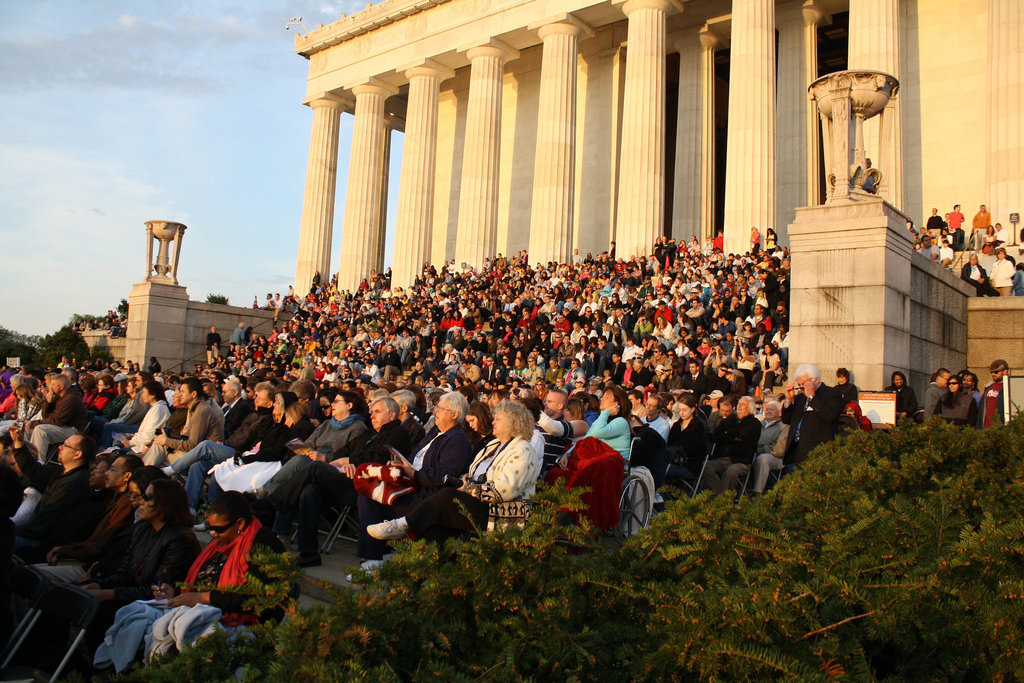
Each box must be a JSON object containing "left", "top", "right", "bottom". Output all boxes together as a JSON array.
[
  {"left": 141, "top": 491, "right": 155, "bottom": 502},
  {"left": 947, "top": 381, "right": 959, "bottom": 386},
  {"left": 434, "top": 404, "right": 454, "bottom": 413},
  {"left": 60, "top": 441, "right": 81, "bottom": 453},
  {"left": 207, "top": 519, "right": 239, "bottom": 534}
]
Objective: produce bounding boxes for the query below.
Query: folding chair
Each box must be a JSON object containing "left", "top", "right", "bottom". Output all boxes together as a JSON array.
[
  {"left": 1, "top": 563, "right": 50, "bottom": 667},
  {"left": 1, "top": 583, "right": 98, "bottom": 682},
  {"left": 319, "top": 504, "right": 359, "bottom": 554}
]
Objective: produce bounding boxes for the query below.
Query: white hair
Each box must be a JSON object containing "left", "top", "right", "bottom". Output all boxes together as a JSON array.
[
  {"left": 440, "top": 391, "right": 469, "bottom": 422},
  {"left": 792, "top": 364, "right": 821, "bottom": 383}
]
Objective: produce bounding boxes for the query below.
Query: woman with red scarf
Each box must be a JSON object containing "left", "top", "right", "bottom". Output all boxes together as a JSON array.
[{"left": 153, "top": 491, "right": 287, "bottom": 626}]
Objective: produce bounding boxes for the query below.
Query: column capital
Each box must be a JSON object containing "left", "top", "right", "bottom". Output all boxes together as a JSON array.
[
  {"left": 460, "top": 38, "right": 519, "bottom": 63},
  {"left": 528, "top": 13, "right": 595, "bottom": 40},
  {"left": 345, "top": 76, "right": 399, "bottom": 98},
  {"left": 400, "top": 58, "right": 455, "bottom": 82},
  {"left": 699, "top": 22, "right": 725, "bottom": 51},
  {"left": 802, "top": 0, "right": 831, "bottom": 27},
  {"left": 667, "top": 26, "right": 699, "bottom": 53},
  {"left": 302, "top": 91, "right": 353, "bottom": 110},
  {"left": 613, "top": 0, "right": 684, "bottom": 17}
]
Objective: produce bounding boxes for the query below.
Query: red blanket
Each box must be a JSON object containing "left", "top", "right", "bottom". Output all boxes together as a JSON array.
[{"left": 544, "top": 437, "right": 624, "bottom": 530}]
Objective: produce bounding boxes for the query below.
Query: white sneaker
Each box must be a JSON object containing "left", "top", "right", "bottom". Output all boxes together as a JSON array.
[
  {"left": 346, "top": 558, "right": 387, "bottom": 582},
  {"left": 161, "top": 466, "right": 174, "bottom": 477},
  {"left": 367, "top": 517, "right": 409, "bottom": 540}
]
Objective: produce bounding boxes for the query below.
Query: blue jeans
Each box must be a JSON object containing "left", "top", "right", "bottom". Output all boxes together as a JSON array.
[
  {"left": 99, "top": 421, "right": 134, "bottom": 449},
  {"left": 181, "top": 441, "right": 235, "bottom": 510}
]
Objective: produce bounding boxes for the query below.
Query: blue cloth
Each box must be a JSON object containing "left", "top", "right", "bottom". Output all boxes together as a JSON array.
[{"left": 94, "top": 601, "right": 169, "bottom": 672}]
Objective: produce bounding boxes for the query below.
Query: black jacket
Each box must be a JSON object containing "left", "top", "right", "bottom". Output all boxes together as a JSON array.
[
  {"left": 96, "top": 521, "right": 200, "bottom": 603},
  {"left": 781, "top": 383, "right": 843, "bottom": 465},
  {"left": 13, "top": 446, "right": 90, "bottom": 543},
  {"left": 711, "top": 414, "right": 762, "bottom": 464},
  {"left": 222, "top": 399, "right": 253, "bottom": 438}
]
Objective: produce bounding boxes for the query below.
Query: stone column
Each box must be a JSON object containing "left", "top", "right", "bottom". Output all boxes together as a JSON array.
[
  {"left": 392, "top": 61, "right": 453, "bottom": 291},
  {"left": 456, "top": 39, "right": 519, "bottom": 270},
  {"left": 986, "top": 0, "right": 1023, "bottom": 230},
  {"left": 294, "top": 93, "right": 350, "bottom": 295},
  {"left": 848, "top": 0, "right": 902, "bottom": 207},
  {"left": 670, "top": 28, "right": 702, "bottom": 243},
  {"left": 803, "top": 1, "right": 828, "bottom": 209},
  {"left": 528, "top": 16, "right": 591, "bottom": 265},
  {"left": 338, "top": 78, "right": 397, "bottom": 292},
  {"left": 723, "top": 0, "right": 776, "bottom": 256},
  {"left": 775, "top": 3, "right": 806, "bottom": 243},
  {"left": 613, "top": 0, "right": 683, "bottom": 259},
  {"left": 698, "top": 27, "right": 720, "bottom": 244}
]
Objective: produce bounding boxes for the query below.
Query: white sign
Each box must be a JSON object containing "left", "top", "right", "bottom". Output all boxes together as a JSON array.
[
  {"left": 5, "top": 357, "right": 19, "bottom": 368},
  {"left": 859, "top": 391, "right": 897, "bottom": 427}
]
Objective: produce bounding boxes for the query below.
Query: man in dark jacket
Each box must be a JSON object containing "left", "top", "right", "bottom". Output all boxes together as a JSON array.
[
  {"left": 27, "top": 374, "right": 88, "bottom": 459},
  {"left": 268, "top": 396, "right": 413, "bottom": 567},
  {"left": 702, "top": 396, "right": 762, "bottom": 494},
  {"left": 781, "top": 363, "right": 843, "bottom": 466},
  {"left": 11, "top": 426, "right": 94, "bottom": 557}
]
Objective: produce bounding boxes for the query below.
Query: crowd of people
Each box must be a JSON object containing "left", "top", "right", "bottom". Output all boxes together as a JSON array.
[{"left": 0, "top": 232, "right": 1016, "bottom": 674}]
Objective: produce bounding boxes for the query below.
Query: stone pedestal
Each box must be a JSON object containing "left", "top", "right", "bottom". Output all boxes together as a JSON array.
[
  {"left": 125, "top": 281, "right": 190, "bottom": 372},
  {"left": 787, "top": 197, "right": 913, "bottom": 391}
]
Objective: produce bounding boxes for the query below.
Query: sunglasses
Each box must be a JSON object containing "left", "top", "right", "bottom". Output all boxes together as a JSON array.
[
  {"left": 207, "top": 520, "right": 239, "bottom": 534},
  {"left": 141, "top": 491, "right": 155, "bottom": 502}
]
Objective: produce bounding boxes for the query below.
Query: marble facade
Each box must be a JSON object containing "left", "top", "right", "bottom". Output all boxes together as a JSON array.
[{"left": 291, "top": 0, "right": 1023, "bottom": 293}]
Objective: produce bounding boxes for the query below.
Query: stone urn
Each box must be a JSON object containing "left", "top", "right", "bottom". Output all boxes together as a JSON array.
[
  {"left": 809, "top": 70, "right": 899, "bottom": 202},
  {"left": 144, "top": 220, "right": 187, "bottom": 284}
]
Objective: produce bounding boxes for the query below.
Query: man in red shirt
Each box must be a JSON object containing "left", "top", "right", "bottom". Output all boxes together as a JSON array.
[{"left": 980, "top": 358, "right": 1009, "bottom": 428}]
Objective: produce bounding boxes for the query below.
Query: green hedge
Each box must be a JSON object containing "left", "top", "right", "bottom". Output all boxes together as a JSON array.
[{"left": 131, "top": 417, "right": 1024, "bottom": 681}]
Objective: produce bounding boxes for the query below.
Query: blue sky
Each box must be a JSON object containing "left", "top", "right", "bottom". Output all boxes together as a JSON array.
[{"left": 0, "top": 0, "right": 401, "bottom": 335}]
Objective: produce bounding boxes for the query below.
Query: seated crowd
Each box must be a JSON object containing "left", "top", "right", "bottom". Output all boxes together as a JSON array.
[{"left": 0, "top": 234, "right": 1014, "bottom": 674}]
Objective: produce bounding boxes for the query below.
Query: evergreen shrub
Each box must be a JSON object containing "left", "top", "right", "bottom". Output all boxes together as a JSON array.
[{"left": 136, "top": 417, "right": 1024, "bottom": 681}]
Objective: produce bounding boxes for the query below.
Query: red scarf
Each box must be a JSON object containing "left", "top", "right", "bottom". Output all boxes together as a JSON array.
[{"left": 186, "top": 517, "right": 262, "bottom": 588}]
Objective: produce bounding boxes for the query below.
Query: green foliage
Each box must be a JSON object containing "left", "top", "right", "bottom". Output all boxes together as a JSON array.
[
  {"left": 35, "top": 324, "right": 89, "bottom": 368},
  {"left": 206, "top": 293, "right": 230, "bottom": 305},
  {"left": 142, "top": 418, "right": 1024, "bottom": 681},
  {"left": 117, "top": 298, "right": 129, "bottom": 317},
  {"left": 0, "top": 325, "right": 38, "bottom": 366}
]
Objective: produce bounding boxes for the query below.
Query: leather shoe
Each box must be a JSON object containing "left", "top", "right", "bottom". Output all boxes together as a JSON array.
[{"left": 296, "top": 552, "right": 322, "bottom": 567}]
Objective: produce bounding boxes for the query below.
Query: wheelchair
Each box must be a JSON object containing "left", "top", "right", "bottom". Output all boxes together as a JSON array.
[{"left": 614, "top": 438, "right": 654, "bottom": 541}]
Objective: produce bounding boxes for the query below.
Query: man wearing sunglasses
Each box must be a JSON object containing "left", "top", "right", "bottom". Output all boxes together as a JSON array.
[{"left": 980, "top": 359, "right": 1010, "bottom": 428}]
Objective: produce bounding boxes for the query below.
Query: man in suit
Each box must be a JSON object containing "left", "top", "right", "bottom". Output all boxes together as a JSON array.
[
  {"left": 220, "top": 379, "right": 252, "bottom": 439},
  {"left": 781, "top": 364, "right": 843, "bottom": 467}
]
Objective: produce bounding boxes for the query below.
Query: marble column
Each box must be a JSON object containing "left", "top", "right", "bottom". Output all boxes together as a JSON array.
[
  {"left": 775, "top": 3, "right": 806, "bottom": 244},
  {"left": 392, "top": 61, "right": 453, "bottom": 291},
  {"left": 803, "top": 1, "right": 827, "bottom": 209},
  {"left": 456, "top": 39, "right": 519, "bottom": 270},
  {"left": 338, "top": 78, "right": 397, "bottom": 292},
  {"left": 528, "top": 16, "right": 591, "bottom": 266},
  {"left": 294, "top": 93, "right": 350, "bottom": 295},
  {"left": 986, "top": 0, "right": 1023, "bottom": 229},
  {"left": 613, "top": 0, "right": 682, "bottom": 259},
  {"left": 671, "top": 28, "right": 702, "bottom": 244},
  {"left": 848, "top": 0, "right": 902, "bottom": 207},
  {"left": 723, "top": 0, "right": 776, "bottom": 256}
]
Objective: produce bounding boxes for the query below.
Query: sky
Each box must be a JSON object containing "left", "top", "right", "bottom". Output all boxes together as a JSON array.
[{"left": 0, "top": 0, "right": 402, "bottom": 336}]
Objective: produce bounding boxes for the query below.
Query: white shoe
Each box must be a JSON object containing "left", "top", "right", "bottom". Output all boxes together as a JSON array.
[
  {"left": 367, "top": 517, "right": 409, "bottom": 540},
  {"left": 193, "top": 520, "right": 208, "bottom": 532},
  {"left": 346, "top": 558, "right": 387, "bottom": 582},
  {"left": 161, "top": 466, "right": 174, "bottom": 477}
]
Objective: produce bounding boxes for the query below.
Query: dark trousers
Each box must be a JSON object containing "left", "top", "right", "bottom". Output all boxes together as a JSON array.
[
  {"left": 295, "top": 466, "right": 357, "bottom": 555},
  {"left": 357, "top": 494, "right": 417, "bottom": 561},
  {"left": 406, "top": 489, "right": 489, "bottom": 544}
]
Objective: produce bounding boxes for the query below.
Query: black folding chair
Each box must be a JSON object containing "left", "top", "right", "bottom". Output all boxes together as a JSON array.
[
  {"left": 1, "top": 582, "right": 99, "bottom": 682},
  {"left": 2, "top": 562, "right": 52, "bottom": 667}
]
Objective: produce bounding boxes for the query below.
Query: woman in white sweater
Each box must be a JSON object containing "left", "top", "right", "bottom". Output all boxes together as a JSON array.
[
  {"left": 367, "top": 400, "right": 540, "bottom": 542},
  {"left": 121, "top": 380, "right": 170, "bottom": 455}
]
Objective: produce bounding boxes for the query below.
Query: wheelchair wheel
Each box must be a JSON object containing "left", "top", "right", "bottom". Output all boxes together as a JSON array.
[{"left": 615, "top": 475, "right": 652, "bottom": 542}]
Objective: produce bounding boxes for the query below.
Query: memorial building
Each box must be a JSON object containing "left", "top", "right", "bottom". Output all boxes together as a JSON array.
[{"left": 289, "top": 0, "right": 1022, "bottom": 293}]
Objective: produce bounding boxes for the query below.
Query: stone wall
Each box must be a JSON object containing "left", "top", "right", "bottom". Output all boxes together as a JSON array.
[
  {"left": 906, "top": 254, "right": 972, "bottom": 394},
  {"left": 81, "top": 330, "right": 127, "bottom": 363},
  {"left": 124, "top": 281, "right": 287, "bottom": 373},
  {"left": 967, "top": 297, "right": 1024, "bottom": 380}
]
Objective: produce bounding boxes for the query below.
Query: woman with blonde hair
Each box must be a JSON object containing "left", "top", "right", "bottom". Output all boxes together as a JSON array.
[{"left": 367, "top": 400, "right": 539, "bottom": 543}]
